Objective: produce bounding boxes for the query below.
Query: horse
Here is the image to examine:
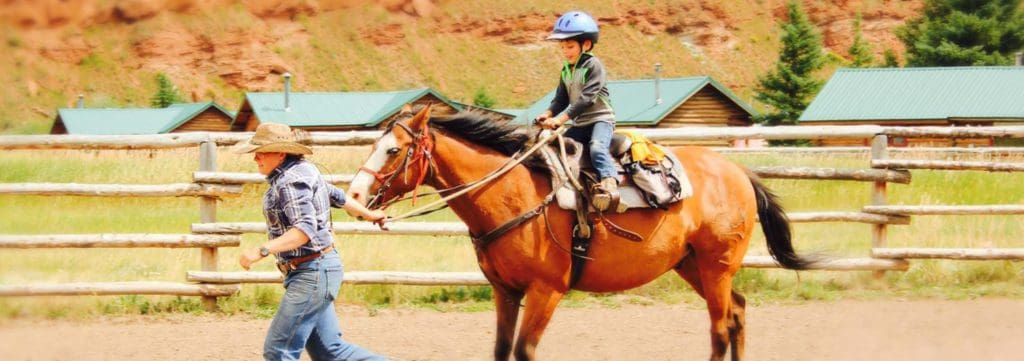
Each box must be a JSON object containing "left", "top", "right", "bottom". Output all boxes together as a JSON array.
[{"left": 347, "top": 106, "right": 815, "bottom": 361}]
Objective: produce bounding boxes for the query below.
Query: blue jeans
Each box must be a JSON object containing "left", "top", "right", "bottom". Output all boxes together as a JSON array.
[
  {"left": 264, "top": 251, "right": 388, "bottom": 361},
  {"left": 566, "top": 121, "right": 617, "bottom": 179}
]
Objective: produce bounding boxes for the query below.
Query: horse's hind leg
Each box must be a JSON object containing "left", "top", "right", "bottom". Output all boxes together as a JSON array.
[
  {"left": 513, "top": 282, "right": 565, "bottom": 361},
  {"left": 727, "top": 290, "right": 746, "bottom": 361},
  {"left": 493, "top": 287, "right": 524, "bottom": 361},
  {"left": 674, "top": 253, "right": 746, "bottom": 361}
]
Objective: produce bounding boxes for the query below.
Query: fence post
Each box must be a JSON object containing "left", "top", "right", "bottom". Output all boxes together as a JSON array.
[
  {"left": 870, "top": 135, "right": 889, "bottom": 278},
  {"left": 198, "top": 140, "right": 219, "bottom": 311}
]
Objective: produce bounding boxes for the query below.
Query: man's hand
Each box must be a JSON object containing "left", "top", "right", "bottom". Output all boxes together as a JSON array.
[
  {"left": 357, "top": 209, "right": 389, "bottom": 230},
  {"left": 239, "top": 247, "right": 264, "bottom": 271},
  {"left": 363, "top": 209, "right": 387, "bottom": 222},
  {"left": 343, "top": 198, "right": 387, "bottom": 223}
]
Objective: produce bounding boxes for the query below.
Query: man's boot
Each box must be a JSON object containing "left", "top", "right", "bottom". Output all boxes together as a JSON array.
[{"left": 592, "top": 177, "right": 619, "bottom": 211}]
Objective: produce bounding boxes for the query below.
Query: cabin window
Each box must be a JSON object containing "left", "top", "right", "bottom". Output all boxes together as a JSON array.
[{"left": 890, "top": 136, "right": 908, "bottom": 147}]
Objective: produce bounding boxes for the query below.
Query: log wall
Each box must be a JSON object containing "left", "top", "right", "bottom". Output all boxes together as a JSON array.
[{"left": 172, "top": 109, "right": 234, "bottom": 132}]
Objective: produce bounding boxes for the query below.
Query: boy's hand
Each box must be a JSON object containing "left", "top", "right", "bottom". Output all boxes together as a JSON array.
[
  {"left": 540, "top": 114, "right": 567, "bottom": 129},
  {"left": 533, "top": 110, "right": 554, "bottom": 126}
]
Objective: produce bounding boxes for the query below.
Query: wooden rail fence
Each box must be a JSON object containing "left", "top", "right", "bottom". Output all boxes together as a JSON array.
[{"left": 2, "top": 125, "right": 1022, "bottom": 308}]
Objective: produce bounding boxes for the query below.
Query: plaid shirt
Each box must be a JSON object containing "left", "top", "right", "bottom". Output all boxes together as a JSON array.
[{"left": 263, "top": 157, "right": 346, "bottom": 261}]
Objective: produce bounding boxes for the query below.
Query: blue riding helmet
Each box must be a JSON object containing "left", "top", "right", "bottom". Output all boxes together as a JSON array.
[{"left": 546, "top": 11, "right": 599, "bottom": 43}]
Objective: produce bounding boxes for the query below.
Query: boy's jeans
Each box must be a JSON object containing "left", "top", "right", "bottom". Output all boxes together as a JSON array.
[
  {"left": 264, "top": 251, "right": 388, "bottom": 361},
  {"left": 566, "top": 121, "right": 617, "bottom": 180}
]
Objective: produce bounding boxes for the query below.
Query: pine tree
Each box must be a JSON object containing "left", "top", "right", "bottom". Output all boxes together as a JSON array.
[
  {"left": 896, "top": 0, "right": 1024, "bottom": 66},
  {"left": 472, "top": 87, "right": 496, "bottom": 109},
  {"left": 150, "top": 73, "right": 183, "bottom": 108},
  {"left": 754, "top": 0, "right": 825, "bottom": 133},
  {"left": 847, "top": 14, "right": 875, "bottom": 67},
  {"left": 882, "top": 48, "right": 901, "bottom": 67}
]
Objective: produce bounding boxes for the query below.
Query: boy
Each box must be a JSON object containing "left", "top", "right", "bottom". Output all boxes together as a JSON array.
[{"left": 535, "top": 10, "right": 619, "bottom": 211}]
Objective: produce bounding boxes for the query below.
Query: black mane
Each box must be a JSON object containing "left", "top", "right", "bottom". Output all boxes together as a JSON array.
[{"left": 429, "top": 111, "right": 529, "bottom": 156}]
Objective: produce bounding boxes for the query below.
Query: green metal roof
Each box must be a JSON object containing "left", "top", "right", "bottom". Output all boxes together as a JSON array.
[
  {"left": 800, "top": 67, "right": 1024, "bottom": 122},
  {"left": 55, "top": 101, "right": 233, "bottom": 135},
  {"left": 512, "top": 76, "right": 757, "bottom": 126},
  {"left": 244, "top": 88, "right": 463, "bottom": 128}
]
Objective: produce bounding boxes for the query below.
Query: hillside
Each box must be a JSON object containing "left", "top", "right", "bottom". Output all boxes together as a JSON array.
[{"left": 0, "top": 0, "right": 923, "bottom": 134}]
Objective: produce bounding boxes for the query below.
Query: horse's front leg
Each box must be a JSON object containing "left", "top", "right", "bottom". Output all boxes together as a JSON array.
[
  {"left": 513, "top": 282, "right": 566, "bottom": 361},
  {"left": 493, "top": 286, "right": 524, "bottom": 361}
]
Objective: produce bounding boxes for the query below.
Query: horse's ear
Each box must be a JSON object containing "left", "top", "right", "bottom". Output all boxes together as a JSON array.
[
  {"left": 399, "top": 103, "right": 413, "bottom": 115},
  {"left": 409, "top": 104, "right": 431, "bottom": 131}
]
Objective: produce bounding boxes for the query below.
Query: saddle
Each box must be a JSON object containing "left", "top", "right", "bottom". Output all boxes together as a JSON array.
[{"left": 538, "top": 131, "right": 692, "bottom": 214}]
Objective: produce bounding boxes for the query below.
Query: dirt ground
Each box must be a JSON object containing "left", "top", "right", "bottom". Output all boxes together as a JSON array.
[{"left": 1, "top": 299, "right": 1021, "bottom": 361}]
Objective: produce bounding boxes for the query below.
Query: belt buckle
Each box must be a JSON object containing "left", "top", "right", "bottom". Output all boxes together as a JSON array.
[{"left": 275, "top": 260, "right": 295, "bottom": 276}]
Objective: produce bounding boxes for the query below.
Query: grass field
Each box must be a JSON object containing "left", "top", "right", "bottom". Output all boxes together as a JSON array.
[{"left": 0, "top": 147, "right": 1022, "bottom": 319}]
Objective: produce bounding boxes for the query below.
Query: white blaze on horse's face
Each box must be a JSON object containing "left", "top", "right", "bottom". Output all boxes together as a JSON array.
[{"left": 349, "top": 132, "right": 398, "bottom": 205}]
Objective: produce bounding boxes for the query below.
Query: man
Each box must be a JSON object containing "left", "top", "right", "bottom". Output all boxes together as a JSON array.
[{"left": 234, "top": 122, "right": 389, "bottom": 361}]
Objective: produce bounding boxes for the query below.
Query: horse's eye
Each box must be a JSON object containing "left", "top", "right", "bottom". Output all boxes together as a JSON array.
[{"left": 387, "top": 147, "right": 400, "bottom": 156}]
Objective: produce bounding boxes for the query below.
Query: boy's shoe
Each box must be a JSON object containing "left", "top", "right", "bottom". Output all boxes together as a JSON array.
[{"left": 592, "top": 177, "right": 619, "bottom": 211}]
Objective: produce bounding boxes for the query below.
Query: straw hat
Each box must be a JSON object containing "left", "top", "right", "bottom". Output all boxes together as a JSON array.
[{"left": 231, "top": 123, "right": 312, "bottom": 155}]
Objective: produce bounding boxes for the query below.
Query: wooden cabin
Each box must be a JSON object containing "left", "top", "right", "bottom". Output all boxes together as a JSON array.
[
  {"left": 513, "top": 76, "right": 757, "bottom": 146},
  {"left": 231, "top": 88, "right": 463, "bottom": 131},
  {"left": 50, "top": 102, "right": 235, "bottom": 135},
  {"left": 799, "top": 67, "right": 1024, "bottom": 147}
]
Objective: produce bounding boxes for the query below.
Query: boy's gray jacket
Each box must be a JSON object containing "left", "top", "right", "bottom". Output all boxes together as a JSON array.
[{"left": 547, "top": 53, "right": 615, "bottom": 127}]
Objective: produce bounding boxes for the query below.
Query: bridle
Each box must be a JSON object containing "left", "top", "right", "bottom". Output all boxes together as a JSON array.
[{"left": 359, "top": 121, "right": 436, "bottom": 209}]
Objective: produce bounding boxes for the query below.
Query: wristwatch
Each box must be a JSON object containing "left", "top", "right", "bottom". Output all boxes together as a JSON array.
[{"left": 259, "top": 246, "right": 271, "bottom": 257}]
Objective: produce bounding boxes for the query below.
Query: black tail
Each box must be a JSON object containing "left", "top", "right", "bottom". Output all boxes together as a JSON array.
[{"left": 750, "top": 174, "right": 815, "bottom": 270}]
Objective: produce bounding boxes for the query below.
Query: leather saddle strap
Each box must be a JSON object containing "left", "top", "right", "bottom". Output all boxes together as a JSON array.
[
  {"left": 597, "top": 213, "right": 644, "bottom": 242},
  {"left": 471, "top": 180, "right": 564, "bottom": 249}
]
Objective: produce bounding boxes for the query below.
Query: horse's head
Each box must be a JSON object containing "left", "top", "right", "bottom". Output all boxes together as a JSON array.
[{"left": 348, "top": 105, "right": 435, "bottom": 210}]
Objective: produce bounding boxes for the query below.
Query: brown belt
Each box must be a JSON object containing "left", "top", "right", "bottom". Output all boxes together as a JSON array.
[{"left": 276, "top": 244, "right": 334, "bottom": 274}]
